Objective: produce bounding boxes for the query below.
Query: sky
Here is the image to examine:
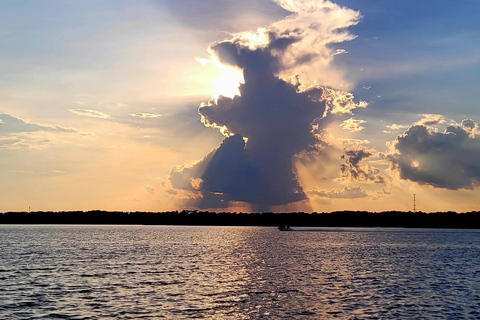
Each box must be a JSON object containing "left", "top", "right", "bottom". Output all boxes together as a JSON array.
[{"left": 1, "top": 0, "right": 480, "bottom": 213}]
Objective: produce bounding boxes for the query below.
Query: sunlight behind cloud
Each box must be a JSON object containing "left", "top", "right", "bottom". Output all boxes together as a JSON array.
[
  {"left": 195, "top": 57, "right": 245, "bottom": 101},
  {"left": 211, "top": 65, "right": 244, "bottom": 100}
]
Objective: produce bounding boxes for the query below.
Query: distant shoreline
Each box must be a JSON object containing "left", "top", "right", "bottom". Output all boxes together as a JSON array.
[{"left": 1, "top": 210, "right": 479, "bottom": 229}]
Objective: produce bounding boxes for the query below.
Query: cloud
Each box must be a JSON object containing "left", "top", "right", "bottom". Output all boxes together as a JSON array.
[
  {"left": 166, "top": 189, "right": 177, "bottom": 195},
  {"left": 321, "top": 88, "right": 368, "bottom": 115},
  {"left": 461, "top": 119, "right": 480, "bottom": 138},
  {"left": 341, "top": 146, "right": 385, "bottom": 183},
  {"left": 341, "top": 118, "right": 366, "bottom": 132},
  {"left": 195, "top": 57, "right": 210, "bottom": 66},
  {"left": 0, "top": 134, "right": 53, "bottom": 149},
  {"left": 381, "top": 188, "right": 391, "bottom": 195},
  {"left": 416, "top": 114, "right": 446, "bottom": 126},
  {"left": 69, "top": 109, "right": 110, "bottom": 119},
  {"left": 387, "top": 120, "right": 480, "bottom": 189},
  {"left": 0, "top": 114, "right": 75, "bottom": 133},
  {"left": 203, "top": 0, "right": 361, "bottom": 89},
  {"left": 170, "top": 0, "right": 366, "bottom": 210},
  {"left": 0, "top": 137, "right": 23, "bottom": 149},
  {"left": 0, "top": 114, "right": 80, "bottom": 149},
  {"left": 386, "top": 123, "right": 408, "bottom": 131},
  {"left": 338, "top": 138, "right": 370, "bottom": 146},
  {"left": 309, "top": 185, "right": 367, "bottom": 199},
  {"left": 268, "top": 0, "right": 361, "bottom": 88},
  {"left": 129, "top": 112, "right": 162, "bottom": 119},
  {"left": 333, "top": 49, "right": 348, "bottom": 56},
  {"left": 143, "top": 183, "right": 155, "bottom": 194}
]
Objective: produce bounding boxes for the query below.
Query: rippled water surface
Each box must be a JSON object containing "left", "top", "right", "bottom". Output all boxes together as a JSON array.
[{"left": 1, "top": 226, "right": 480, "bottom": 319}]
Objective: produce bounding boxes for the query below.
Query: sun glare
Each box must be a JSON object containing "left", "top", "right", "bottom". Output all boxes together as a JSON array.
[
  {"left": 196, "top": 57, "right": 244, "bottom": 101},
  {"left": 211, "top": 65, "right": 244, "bottom": 100}
]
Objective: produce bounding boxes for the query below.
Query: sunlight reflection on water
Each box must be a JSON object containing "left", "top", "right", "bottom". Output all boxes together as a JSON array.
[{"left": 1, "top": 226, "right": 480, "bottom": 319}]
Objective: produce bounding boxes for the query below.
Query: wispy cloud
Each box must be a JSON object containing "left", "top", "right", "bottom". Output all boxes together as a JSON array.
[
  {"left": 143, "top": 183, "right": 155, "bottom": 194},
  {"left": 0, "top": 114, "right": 83, "bottom": 149},
  {"left": 309, "top": 186, "right": 368, "bottom": 199},
  {"left": 0, "top": 134, "right": 53, "bottom": 149},
  {"left": 69, "top": 109, "right": 110, "bottom": 119},
  {"left": 129, "top": 112, "right": 162, "bottom": 119},
  {"left": 338, "top": 138, "right": 370, "bottom": 145},
  {"left": 0, "top": 114, "right": 76, "bottom": 133},
  {"left": 332, "top": 49, "right": 348, "bottom": 56}
]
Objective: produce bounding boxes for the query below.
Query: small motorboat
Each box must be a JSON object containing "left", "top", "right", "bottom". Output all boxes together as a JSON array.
[{"left": 278, "top": 225, "right": 293, "bottom": 231}]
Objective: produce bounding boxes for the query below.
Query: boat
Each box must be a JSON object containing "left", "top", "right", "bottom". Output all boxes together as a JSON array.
[{"left": 278, "top": 225, "right": 293, "bottom": 231}]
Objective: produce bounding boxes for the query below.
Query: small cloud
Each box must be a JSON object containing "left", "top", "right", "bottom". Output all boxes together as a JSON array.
[
  {"left": 386, "top": 124, "right": 408, "bottom": 130},
  {"left": 117, "top": 103, "right": 129, "bottom": 107},
  {"left": 309, "top": 186, "right": 368, "bottom": 199},
  {"left": 322, "top": 88, "right": 368, "bottom": 114},
  {"left": 332, "top": 49, "right": 348, "bottom": 56},
  {"left": 416, "top": 114, "right": 446, "bottom": 126},
  {"left": 357, "top": 101, "right": 368, "bottom": 108},
  {"left": 143, "top": 183, "right": 155, "bottom": 195},
  {"left": 76, "top": 101, "right": 85, "bottom": 105},
  {"left": 461, "top": 119, "right": 480, "bottom": 137},
  {"left": 69, "top": 109, "right": 110, "bottom": 119},
  {"left": 195, "top": 57, "right": 211, "bottom": 66},
  {"left": 341, "top": 146, "right": 385, "bottom": 184},
  {"left": 362, "top": 85, "right": 371, "bottom": 90},
  {"left": 341, "top": 118, "right": 366, "bottom": 132},
  {"left": 129, "top": 112, "right": 162, "bottom": 119}
]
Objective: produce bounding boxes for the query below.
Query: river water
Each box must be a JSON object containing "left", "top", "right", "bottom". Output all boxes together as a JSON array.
[{"left": 1, "top": 226, "right": 479, "bottom": 319}]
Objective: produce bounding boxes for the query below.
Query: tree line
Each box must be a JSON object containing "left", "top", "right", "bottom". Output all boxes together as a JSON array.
[{"left": 1, "top": 210, "right": 479, "bottom": 228}]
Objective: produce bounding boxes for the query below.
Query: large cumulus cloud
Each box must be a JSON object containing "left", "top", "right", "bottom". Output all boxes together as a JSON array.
[
  {"left": 170, "top": 0, "right": 365, "bottom": 209},
  {"left": 387, "top": 119, "right": 480, "bottom": 189}
]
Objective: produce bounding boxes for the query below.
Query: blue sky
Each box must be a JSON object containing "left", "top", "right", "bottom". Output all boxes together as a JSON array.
[{"left": 1, "top": 0, "right": 480, "bottom": 212}]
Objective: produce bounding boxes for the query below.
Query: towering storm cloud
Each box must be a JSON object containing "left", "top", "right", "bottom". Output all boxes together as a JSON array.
[{"left": 170, "top": 0, "right": 364, "bottom": 209}]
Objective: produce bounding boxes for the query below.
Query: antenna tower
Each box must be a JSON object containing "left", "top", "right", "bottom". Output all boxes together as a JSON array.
[{"left": 413, "top": 194, "right": 416, "bottom": 212}]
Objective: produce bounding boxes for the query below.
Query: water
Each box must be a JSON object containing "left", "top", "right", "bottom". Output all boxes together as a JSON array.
[{"left": 1, "top": 226, "right": 479, "bottom": 319}]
